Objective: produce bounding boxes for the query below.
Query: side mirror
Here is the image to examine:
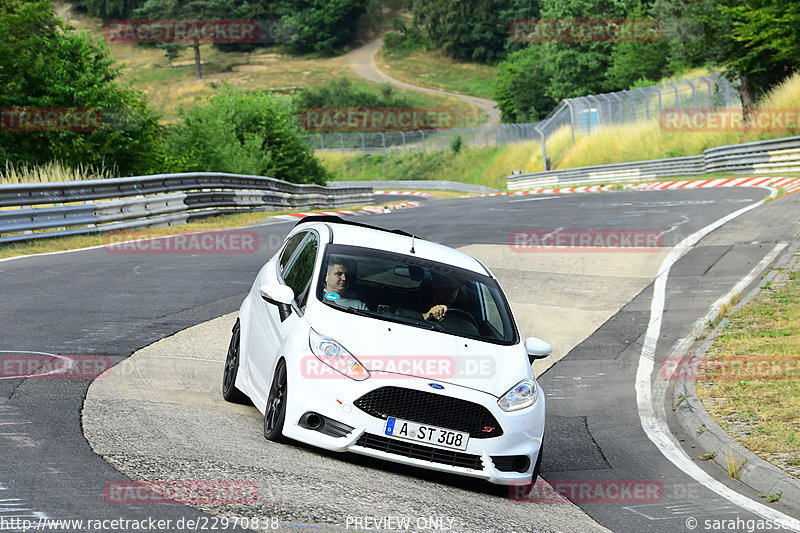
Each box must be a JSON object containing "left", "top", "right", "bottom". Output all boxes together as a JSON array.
[
  {"left": 525, "top": 337, "right": 552, "bottom": 364},
  {"left": 259, "top": 284, "right": 294, "bottom": 322}
]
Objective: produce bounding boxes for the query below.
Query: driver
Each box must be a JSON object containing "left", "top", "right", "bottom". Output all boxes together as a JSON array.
[
  {"left": 324, "top": 258, "right": 367, "bottom": 310},
  {"left": 422, "top": 275, "right": 461, "bottom": 321}
]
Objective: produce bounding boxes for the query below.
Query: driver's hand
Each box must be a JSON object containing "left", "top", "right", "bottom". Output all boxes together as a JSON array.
[{"left": 424, "top": 305, "right": 448, "bottom": 321}]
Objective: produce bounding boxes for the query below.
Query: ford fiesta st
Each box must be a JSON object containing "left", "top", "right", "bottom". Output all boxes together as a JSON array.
[{"left": 222, "top": 215, "right": 550, "bottom": 487}]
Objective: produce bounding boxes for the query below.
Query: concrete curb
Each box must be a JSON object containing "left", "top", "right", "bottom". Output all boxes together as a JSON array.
[{"left": 673, "top": 241, "right": 800, "bottom": 515}]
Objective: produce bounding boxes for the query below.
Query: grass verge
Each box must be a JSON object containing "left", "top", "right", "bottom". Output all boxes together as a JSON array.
[
  {"left": 376, "top": 46, "right": 498, "bottom": 100},
  {"left": 319, "top": 143, "right": 545, "bottom": 190},
  {"left": 697, "top": 266, "right": 800, "bottom": 478}
]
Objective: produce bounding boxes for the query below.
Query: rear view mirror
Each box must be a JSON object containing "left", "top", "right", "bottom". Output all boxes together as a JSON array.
[{"left": 393, "top": 265, "right": 425, "bottom": 281}]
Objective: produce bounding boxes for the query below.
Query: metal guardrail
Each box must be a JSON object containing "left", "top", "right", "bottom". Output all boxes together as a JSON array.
[
  {"left": 508, "top": 135, "right": 800, "bottom": 190},
  {"left": 0, "top": 173, "right": 374, "bottom": 244},
  {"left": 327, "top": 180, "right": 496, "bottom": 194}
]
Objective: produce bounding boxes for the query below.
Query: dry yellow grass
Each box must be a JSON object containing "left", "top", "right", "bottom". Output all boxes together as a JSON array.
[
  {"left": 1, "top": 161, "right": 117, "bottom": 184},
  {"left": 761, "top": 71, "right": 800, "bottom": 111}
]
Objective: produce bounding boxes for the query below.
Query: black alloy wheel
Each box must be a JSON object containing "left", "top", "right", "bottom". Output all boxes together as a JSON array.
[
  {"left": 222, "top": 320, "right": 249, "bottom": 404},
  {"left": 264, "top": 359, "right": 288, "bottom": 442}
]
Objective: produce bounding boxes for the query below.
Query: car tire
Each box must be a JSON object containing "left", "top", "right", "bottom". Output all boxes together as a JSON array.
[
  {"left": 263, "top": 359, "right": 288, "bottom": 442},
  {"left": 222, "top": 319, "right": 249, "bottom": 404}
]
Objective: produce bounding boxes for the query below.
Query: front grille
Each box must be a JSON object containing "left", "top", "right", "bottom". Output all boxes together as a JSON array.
[
  {"left": 354, "top": 386, "right": 503, "bottom": 439},
  {"left": 355, "top": 433, "right": 484, "bottom": 470}
]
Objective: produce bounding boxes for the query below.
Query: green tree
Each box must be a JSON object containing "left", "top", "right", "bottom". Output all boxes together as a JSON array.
[
  {"left": 411, "top": 0, "right": 525, "bottom": 63},
  {"left": 492, "top": 45, "right": 556, "bottom": 122},
  {"left": 133, "top": 0, "right": 248, "bottom": 79},
  {"left": 650, "top": 0, "right": 724, "bottom": 72},
  {"left": 71, "top": 0, "right": 147, "bottom": 19},
  {"left": 164, "top": 86, "right": 331, "bottom": 184},
  {"left": 604, "top": 4, "right": 670, "bottom": 91},
  {"left": 0, "top": 0, "right": 162, "bottom": 175},
  {"left": 285, "top": 0, "right": 368, "bottom": 55},
  {"left": 718, "top": 0, "right": 800, "bottom": 105}
]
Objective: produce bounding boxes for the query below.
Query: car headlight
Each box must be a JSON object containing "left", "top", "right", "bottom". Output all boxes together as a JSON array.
[
  {"left": 309, "top": 328, "right": 370, "bottom": 381},
  {"left": 498, "top": 378, "right": 539, "bottom": 411}
]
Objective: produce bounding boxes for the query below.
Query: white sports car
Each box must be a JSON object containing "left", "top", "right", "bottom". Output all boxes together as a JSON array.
[{"left": 222, "top": 216, "right": 550, "bottom": 487}]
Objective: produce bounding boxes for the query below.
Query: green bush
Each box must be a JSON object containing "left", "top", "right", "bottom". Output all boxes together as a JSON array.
[
  {"left": 382, "top": 30, "right": 426, "bottom": 56},
  {"left": 0, "top": 0, "right": 162, "bottom": 176},
  {"left": 294, "top": 77, "right": 419, "bottom": 109},
  {"left": 163, "top": 85, "right": 330, "bottom": 184}
]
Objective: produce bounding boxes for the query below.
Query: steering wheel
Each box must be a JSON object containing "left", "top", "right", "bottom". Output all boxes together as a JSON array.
[{"left": 441, "top": 308, "right": 478, "bottom": 327}]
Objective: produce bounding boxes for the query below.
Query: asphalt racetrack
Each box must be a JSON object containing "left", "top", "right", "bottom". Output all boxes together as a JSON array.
[{"left": 2, "top": 187, "right": 800, "bottom": 532}]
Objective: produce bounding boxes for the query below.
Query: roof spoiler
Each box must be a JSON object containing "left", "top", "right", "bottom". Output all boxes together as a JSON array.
[{"left": 293, "top": 215, "right": 414, "bottom": 238}]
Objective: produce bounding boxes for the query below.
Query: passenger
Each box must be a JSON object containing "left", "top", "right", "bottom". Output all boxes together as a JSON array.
[{"left": 324, "top": 259, "right": 367, "bottom": 310}]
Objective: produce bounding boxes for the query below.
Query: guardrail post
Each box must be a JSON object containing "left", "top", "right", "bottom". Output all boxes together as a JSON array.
[
  {"left": 534, "top": 124, "right": 547, "bottom": 171},
  {"left": 379, "top": 132, "right": 387, "bottom": 157},
  {"left": 610, "top": 92, "right": 624, "bottom": 122},
  {"left": 685, "top": 79, "right": 697, "bottom": 109},
  {"left": 418, "top": 130, "right": 426, "bottom": 152},
  {"left": 399, "top": 131, "right": 406, "bottom": 151},
  {"left": 337, "top": 133, "right": 344, "bottom": 154},
  {"left": 565, "top": 99, "right": 576, "bottom": 144},
  {"left": 724, "top": 77, "right": 732, "bottom": 107},
  {"left": 666, "top": 82, "right": 680, "bottom": 110},
  {"left": 700, "top": 76, "right": 713, "bottom": 108},
  {"left": 359, "top": 133, "right": 366, "bottom": 154},
  {"left": 636, "top": 88, "right": 650, "bottom": 120}
]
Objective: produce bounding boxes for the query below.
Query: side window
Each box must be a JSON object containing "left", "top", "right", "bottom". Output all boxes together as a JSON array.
[
  {"left": 282, "top": 236, "right": 319, "bottom": 310},
  {"left": 279, "top": 232, "right": 307, "bottom": 274}
]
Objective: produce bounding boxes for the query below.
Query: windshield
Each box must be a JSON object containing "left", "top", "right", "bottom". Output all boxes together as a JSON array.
[{"left": 317, "top": 244, "right": 518, "bottom": 345}]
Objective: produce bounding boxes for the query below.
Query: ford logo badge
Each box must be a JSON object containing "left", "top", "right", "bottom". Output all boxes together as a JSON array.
[{"left": 428, "top": 383, "right": 444, "bottom": 390}]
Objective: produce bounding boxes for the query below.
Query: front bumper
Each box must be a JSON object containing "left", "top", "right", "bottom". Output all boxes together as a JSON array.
[{"left": 281, "top": 361, "right": 545, "bottom": 485}]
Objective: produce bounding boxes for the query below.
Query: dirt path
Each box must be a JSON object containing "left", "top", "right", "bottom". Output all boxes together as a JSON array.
[{"left": 337, "top": 38, "right": 501, "bottom": 127}]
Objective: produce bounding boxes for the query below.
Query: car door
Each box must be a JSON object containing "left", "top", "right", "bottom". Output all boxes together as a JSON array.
[{"left": 249, "top": 230, "right": 319, "bottom": 401}]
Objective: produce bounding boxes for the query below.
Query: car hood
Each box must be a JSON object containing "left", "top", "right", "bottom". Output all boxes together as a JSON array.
[{"left": 308, "top": 303, "right": 531, "bottom": 398}]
